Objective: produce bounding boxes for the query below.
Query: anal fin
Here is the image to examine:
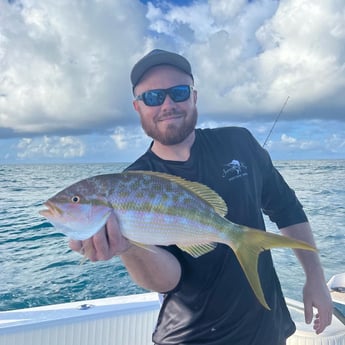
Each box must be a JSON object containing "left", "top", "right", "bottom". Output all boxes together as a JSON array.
[{"left": 177, "top": 243, "right": 217, "bottom": 258}]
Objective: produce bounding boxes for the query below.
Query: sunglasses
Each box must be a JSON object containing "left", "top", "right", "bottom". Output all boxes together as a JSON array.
[{"left": 135, "top": 85, "right": 193, "bottom": 107}]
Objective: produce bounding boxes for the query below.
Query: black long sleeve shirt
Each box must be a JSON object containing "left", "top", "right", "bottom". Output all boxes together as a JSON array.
[{"left": 125, "top": 127, "right": 307, "bottom": 345}]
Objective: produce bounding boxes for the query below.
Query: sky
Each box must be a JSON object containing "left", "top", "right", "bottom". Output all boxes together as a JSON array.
[{"left": 0, "top": 0, "right": 344, "bottom": 164}]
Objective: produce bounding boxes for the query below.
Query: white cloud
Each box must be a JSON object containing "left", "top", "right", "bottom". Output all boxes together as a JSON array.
[
  {"left": 263, "top": 122, "right": 345, "bottom": 158},
  {"left": 142, "top": 0, "right": 345, "bottom": 120},
  {"left": 110, "top": 126, "right": 150, "bottom": 151},
  {"left": 279, "top": 133, "right": 321, "bottom": 151},
  {"left": 111, "top": 127, "right": 129, "bottom": 150},
  {"left": 146, "top": 1, "right": 215, "bottom": 45},
  {"left": 281, "top": 133, "right": 297, "bottom": 144},
  {"left": 17, "top": 135, "right": 85, "bottom": 159},
  {"left": 0, "top": 0, "right": 345, "bottom": 162},
  {"left": 325, "top": 133, "right": 345, "bottom": 153},
  {"left": 0, "top": 0, "right": 147, "bottom": 134},
  {"left": 254, "top": 0, "right": 345, "bottom": 108}
]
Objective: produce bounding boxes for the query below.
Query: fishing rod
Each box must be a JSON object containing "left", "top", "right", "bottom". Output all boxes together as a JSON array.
[{"left": 262, "top": 96, "right": 290, "bottom": 148}]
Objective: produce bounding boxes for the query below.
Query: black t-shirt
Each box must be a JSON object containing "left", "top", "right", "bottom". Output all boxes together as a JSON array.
[{"left": 125, "top": 127, "right": 307, "bottom": 345}]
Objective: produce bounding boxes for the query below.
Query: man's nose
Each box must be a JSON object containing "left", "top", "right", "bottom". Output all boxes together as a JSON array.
[{"left": 161, "top": 93, "right": 176, "bottom": 108}]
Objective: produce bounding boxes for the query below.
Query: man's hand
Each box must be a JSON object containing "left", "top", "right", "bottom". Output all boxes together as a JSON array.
[
  {"left": 69, "top": 212, "right": 132, "bottom": 261},
  {"left": 303, "top": 278, "right": 333, "bottom": 334},
  {"left": 280, "top": 222, "right": 333, "bottom": 334},
  {"left": 68, "top": 211, "right": 181, "bottom": 293}
]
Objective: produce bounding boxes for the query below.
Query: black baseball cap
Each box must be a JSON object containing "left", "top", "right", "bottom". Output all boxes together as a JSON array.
[{"left": 130, "top": 49, "right": 193, "bottom": 89}]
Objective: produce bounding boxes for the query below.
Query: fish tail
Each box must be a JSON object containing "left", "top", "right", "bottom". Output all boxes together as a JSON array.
[{"left": 229, "top": 224, "right": 316, "bottom": 310}]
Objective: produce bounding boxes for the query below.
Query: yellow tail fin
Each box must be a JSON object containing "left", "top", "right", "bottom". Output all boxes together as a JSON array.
[{"left": 232, "top": 226, "right": 316, "bottom": 310}]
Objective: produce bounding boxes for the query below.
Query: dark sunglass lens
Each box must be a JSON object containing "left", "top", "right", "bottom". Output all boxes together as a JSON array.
[
  {"left": 139, "top": 86, "right": 191, "bottom": 106},
  {"left": 170, "top": 86, "right": 190, "bottom": 102},
  {"left": 143, "top": 90, "right": 166, "bottom": 106}
]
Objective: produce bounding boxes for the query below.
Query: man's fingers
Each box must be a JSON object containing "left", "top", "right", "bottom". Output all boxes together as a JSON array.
[
  {"left": 81, "top": 237, "right": 97, "bottom": 261},
  {"left": 314, "top": 309, "right": 333, "bottom": 334},
  {"left": 69, "top": 239, "right": 83, "bottom": 252},
  {"left": 69, "top": 238, "right": 96, "bottom": 259},
  {"left": 68, "top": 212, "right": 131, "bottom": 261},
  {"left": 304, "top": 294, "right": 333, "bottom": 335},
  {"left": 103, "top": 212, "right": 133, "bottom": 256},
  {"left": 92, "top": 226, "right": 113, "bottom": 260},
  {"left": 304, "top": 299, "right": 313, "bottom": 324}
]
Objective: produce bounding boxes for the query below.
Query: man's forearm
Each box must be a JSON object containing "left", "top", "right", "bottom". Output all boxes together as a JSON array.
[
  {"left": 280, "top": 221, "right": 325, "bottom": 281},
  {"left": 280, "top": 221, "right": 333, "bottom": 333},
  {"left": 120, "top": 244, "right": 182, "bottom": 293}
]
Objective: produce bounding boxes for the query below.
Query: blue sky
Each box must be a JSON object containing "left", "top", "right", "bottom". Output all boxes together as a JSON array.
[{"left": 0, "top": 0, "right": 344, "bottom": 164}]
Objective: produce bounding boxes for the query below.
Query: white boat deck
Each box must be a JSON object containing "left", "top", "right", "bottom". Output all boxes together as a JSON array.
[
  {"left": 0, "top": 293, "right": 159, "bottom": 345},
  {"left": 1, "top": 292, "right": 345, "bottom": 345},
  {"left": 286, "top": 297, "right": 345, "bottom": 345},
  {"left": 332, "top": 291, "right": 345, "bottom": 305}
]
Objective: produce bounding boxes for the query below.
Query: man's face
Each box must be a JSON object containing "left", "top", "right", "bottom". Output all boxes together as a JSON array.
[{"left": 133, "top": 65, "right": 198, "bottom": 146}]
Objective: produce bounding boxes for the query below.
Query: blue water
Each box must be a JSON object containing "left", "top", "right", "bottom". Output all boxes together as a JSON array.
[{"left": 0, "top": 161, "right": 344, "bottom": 311}]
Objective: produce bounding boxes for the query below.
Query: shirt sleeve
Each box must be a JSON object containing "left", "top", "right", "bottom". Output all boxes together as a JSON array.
[{"left": 249, "top": 133, "right": 308, "bottom": 228}]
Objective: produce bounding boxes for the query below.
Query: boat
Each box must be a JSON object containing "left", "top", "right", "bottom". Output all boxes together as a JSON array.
[{"left": 1, "top": 273, "right": 344, "bottom": 345}]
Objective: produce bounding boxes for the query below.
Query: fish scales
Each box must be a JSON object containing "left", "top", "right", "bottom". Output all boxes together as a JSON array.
[
  {"left": 111, "top": 174, "right": 222, "bottom": 232},
  {"left": 118, "top": 209, "right": 223, "bottom": 245},
  {"left": 39, "top": 170, "right": 317, "bottom": 310}
]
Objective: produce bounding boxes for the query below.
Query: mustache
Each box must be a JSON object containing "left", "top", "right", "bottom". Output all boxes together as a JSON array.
[{"left": 156, "top": 110, "right": 185, "bottom": 121}]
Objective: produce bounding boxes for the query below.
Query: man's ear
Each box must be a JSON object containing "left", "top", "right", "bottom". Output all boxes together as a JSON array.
[
  {"left": 133, "top": 100, "right": 139, "bottom": 111},
  {"left": 193, "top": 89, "right": 198, "bottom": 104}
]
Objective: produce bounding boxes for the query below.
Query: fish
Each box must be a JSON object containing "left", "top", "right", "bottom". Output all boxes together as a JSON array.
[{"left": 39, "top": 170, "right": 316, "bottom": 309}]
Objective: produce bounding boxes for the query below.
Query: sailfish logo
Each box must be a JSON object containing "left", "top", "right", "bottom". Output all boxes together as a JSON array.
[{"left": 222, "top": 160, "right": 248, "bottom": 181}]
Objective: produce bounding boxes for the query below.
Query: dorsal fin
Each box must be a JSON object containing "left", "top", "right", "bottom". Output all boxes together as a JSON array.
[{"left": 126, "top": 170, "right": 228, "bottom": 217}]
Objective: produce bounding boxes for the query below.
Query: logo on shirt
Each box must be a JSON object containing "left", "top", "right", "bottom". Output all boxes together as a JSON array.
[{"left": 222, "top": 159, "right": 248, "bottom": 182}]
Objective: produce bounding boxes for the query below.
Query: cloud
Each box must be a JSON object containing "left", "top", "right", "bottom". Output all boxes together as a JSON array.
[
  {"left": 111, "top": 127, "right": 129, "bottom": 150},
  {"left": 186, "top": 0, "right": 345, "bottom": 119},
  {"left": 16, "top": 135, "right": 85, "bottom": 159},
  {"left": 281, "top": 134, "right": 297, "bottom": 144},
  {"left": 252, "top": 1, "right": 345, "bottom": 112},
  {"left": 0, "top": 0, "right": 344, "bottom": 162},
  {"left": 110, "top": 126, "right": 150, "bottom": 151},
  {"left": 325, "top": 133, "right": 345, "bottom": 153},
  {"left": 259, "top": 119, "right": 345, "bottom": 159},
  {"left": 0, "top": 124, "right": 152, "bottom": 163},
  {"left": 0, "top": 0, "right": 148, "bottom": 135}
]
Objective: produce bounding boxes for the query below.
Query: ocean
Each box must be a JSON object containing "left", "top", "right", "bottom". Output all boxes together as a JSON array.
[{"left": 0, "top": 160, "right": 344, "bottom": 312}]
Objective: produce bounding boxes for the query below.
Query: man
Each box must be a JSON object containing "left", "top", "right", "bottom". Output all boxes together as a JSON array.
[{"left": 70, "top": 49, "right": 332, "bottom": 344}]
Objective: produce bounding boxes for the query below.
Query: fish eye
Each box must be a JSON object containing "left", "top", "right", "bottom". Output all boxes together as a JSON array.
[{"left": 71, "top": 195, "right": 80, "bottom": 203}]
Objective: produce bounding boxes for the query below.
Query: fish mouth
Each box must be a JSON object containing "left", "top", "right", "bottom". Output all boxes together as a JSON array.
[{"left": 39, "top": 201, "right": 62, "bottom": 219}]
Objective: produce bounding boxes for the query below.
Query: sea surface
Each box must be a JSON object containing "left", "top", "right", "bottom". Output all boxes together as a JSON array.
[{"left": 0, "top": 160, "right": 344, "bottom": 312}]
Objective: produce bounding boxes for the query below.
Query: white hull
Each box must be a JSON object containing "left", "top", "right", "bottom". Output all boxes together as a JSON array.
[
  {"left": 0, "top": 293, "right": 159, "bottom": 345},
  {"left": 1, "top": 292, "right": 344, "bottom": 345}
]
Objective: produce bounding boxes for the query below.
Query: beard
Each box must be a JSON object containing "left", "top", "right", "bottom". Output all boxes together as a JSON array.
[{"left": 141, "top": 108, "right": 198, "bottom": 146}]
